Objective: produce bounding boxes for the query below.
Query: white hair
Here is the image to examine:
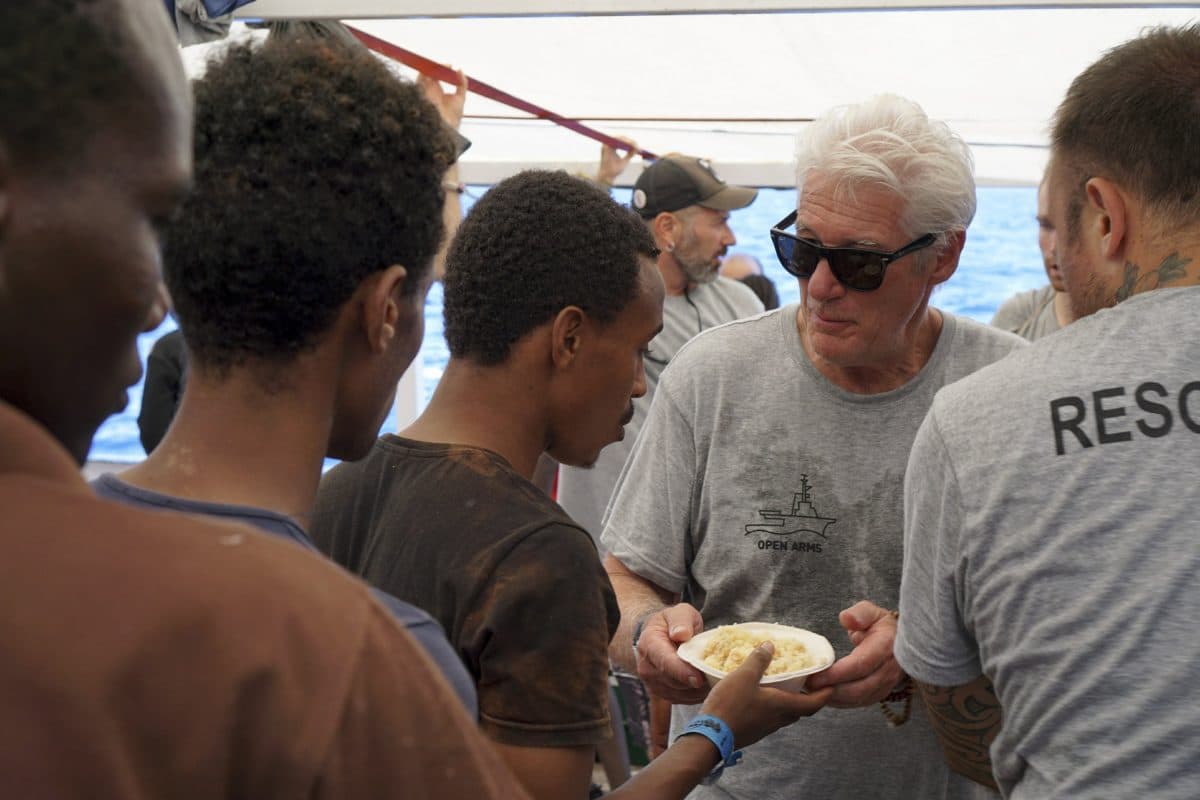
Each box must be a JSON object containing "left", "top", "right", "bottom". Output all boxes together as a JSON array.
[{"left": 794, "top": 94, "right": 976, "bottom": 245}]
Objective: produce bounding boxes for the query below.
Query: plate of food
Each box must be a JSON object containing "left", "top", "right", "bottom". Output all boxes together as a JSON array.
[{"left": 677, "top": 622, "right": 835, "bottom": 693}]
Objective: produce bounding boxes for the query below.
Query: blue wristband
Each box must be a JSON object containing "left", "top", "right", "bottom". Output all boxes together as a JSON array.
[{"left": 676, "top": 714, "right": 743, "bottom": 784}]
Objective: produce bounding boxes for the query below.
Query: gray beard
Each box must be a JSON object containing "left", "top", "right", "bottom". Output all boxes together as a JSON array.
[{"left": 676, "top": 254, "right": 719, "bottom": 285}]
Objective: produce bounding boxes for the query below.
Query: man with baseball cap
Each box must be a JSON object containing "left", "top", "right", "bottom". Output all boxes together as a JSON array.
[
  {"left": 558, "top": 154, "right": 764, "bottom": 554},
  {"left": 631, "top": 155, "right": 758, "bottom": 221}
]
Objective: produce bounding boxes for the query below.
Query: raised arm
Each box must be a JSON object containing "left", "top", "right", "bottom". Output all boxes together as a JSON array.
[
  {"left": 595, "top": 137, "right": 637, "bottom": 188},
  {"left": 417, "top": 67, "right": 468, "bottom": 282}
]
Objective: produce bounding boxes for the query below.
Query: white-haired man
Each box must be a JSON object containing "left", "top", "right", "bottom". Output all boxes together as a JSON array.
[
  {"left": 601, "top": 95, "right": 1025, "bottom": 798},
  {"left": 897, "top": 24, "right": 1200, "bottom": 797}
]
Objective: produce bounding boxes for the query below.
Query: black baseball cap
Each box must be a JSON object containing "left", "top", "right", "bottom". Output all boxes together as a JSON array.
[{"left": 631, "top": 155, "right": 757, "bottom": 218}]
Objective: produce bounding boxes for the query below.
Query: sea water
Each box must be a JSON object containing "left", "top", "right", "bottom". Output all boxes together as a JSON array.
[{"left": 91, "top": 185, "right": 1044, "bottom": 463}]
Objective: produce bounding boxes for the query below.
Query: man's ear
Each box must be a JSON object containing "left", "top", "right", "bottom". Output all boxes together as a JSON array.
[
  {"left": 653, "top": 212, "right": 679, "bottom": 251},
  {"left": 362, "top": 264, "right": 408, "bottom": 354},
  {"left": 929, "top": 228, "right": 965, "bottom": 287},
  {"left": 1084, "top": 177, "right": 1128, "bottom": 261},
  {"left": 550, "top": 305, "right": 586, "bottom": 368}
]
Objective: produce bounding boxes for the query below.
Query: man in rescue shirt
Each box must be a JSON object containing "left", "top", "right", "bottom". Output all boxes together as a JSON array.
[{"left": 897, "top": 23, "right": 1200, "bottom": 797}]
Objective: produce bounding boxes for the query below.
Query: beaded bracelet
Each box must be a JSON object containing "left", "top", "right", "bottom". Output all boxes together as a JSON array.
[
  {"left": 676, "top": 714, "right": 743, "bottom": 784},
  {"left": 880, "top": 675, "right": 914, "bottom": 727}
]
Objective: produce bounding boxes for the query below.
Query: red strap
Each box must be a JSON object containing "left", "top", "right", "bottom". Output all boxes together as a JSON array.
[{"left": 345, "top": 25, "right": 657, "bottom": 161}]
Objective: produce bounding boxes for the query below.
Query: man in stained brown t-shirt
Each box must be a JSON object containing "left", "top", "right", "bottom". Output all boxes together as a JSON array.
[
  {"left": 0, "top": 3, "right": 522, "bottom": 796},
  {"left": 313, "top": 171, "right": 833, "bottom": 800}
]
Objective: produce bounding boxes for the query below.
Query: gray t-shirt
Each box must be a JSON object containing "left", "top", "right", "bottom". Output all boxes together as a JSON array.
[
  {"left": 602, "top": 304, "right": 1022, "bottom": 799},
  {"left": 990, "top": 284, "right": 1061, "bottom": 341},
  {"left": 558, "top": 276, "right": 762, "bottom": 554},
  {"left": 896, "top": 287, "right": 1200, "bottom": 799}
]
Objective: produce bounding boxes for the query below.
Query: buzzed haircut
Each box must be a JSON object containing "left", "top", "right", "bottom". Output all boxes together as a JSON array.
[
  {"left": 0, "top": 1, "right": 153, "bottom": 167},
  {"left": 1052, "top": 23, "right": 1200, "bottom": 237},
  {"left": 443, "top": 170, "right": 658, "bottom": 366},
  {"left": 164, "top": 38, "right": 454, "bottom": 374}
]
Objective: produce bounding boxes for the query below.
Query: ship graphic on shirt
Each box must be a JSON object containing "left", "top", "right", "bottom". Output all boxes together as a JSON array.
[{"left": 744, "top": 476, "right": 836, "bottom": 539}]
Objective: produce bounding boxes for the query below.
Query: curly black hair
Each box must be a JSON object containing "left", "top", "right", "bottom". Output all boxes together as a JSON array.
[
  {"left": 0, "top": 1, "right": 152, "bottom": 166},
  {"left": 164, "top": 37, "right": 454, "bottom": 373},
  {"left": 444, "top": 171, "right": 658, "bottom": 365}
]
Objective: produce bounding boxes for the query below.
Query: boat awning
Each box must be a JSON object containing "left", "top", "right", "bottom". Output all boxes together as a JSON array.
[{"left": 190, "top": 2, "right": 1200, "bottom": 186}]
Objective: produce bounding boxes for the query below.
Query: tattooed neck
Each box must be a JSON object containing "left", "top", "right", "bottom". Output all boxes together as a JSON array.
[{"left": 1114, "top": 252, "right": 1195, "bottom": 302}]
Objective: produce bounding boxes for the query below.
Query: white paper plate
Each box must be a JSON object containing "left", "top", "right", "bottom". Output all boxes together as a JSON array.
[{"left": 677, "top": 622, "right": 834, "bottom": 693}]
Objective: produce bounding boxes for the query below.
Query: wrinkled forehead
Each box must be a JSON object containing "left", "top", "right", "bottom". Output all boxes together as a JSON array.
[{"left": 796, "top": 170, "right": 911, "bottom": 244}]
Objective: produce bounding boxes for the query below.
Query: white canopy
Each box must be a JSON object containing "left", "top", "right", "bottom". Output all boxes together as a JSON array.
[{"left": 196, "top": 3, "right": 1200, "bottom": 186}]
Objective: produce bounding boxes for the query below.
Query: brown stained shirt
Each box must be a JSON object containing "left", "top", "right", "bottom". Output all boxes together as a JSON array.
[
  {"left": 0, "top": 401, "right": 525, "bottom": 799},
  {"left": 313, "top": 435, "right": 621, "bottom": 748}
]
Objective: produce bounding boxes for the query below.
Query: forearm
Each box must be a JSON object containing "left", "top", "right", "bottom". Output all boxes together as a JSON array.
[
  {"left": 434, "top": 161, "right": 463, "bottom": 282},
  {"left": 607, "top": 734, "right": 718, "bottom": 800},
  {"left": 917, "top": 674, "right": 1001, "bottom": 790},
  {"left": 603, "top": 554, "right": 675, "bottom": 673}
]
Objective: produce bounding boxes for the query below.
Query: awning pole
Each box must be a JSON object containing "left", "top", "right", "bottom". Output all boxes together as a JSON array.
[{"left": 345, "top": 25, "right": 658, "bottom": 160}]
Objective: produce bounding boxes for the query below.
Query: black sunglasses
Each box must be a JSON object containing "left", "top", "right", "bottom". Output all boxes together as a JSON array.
[{"left": 769, "top": 210, "right": 937, "bottom": 292}]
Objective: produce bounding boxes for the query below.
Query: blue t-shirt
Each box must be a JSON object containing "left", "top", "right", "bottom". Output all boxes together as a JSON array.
[{"left": 92, "top": 473, "right": 477, "bottom": 718}]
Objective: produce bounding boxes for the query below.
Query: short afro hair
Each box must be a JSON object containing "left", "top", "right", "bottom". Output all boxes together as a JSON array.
[
  {"left": 164, "top": 37, "right": 454, "bottom": 373},
  {"left": 0, "top": 0, "right": 158, "bottom": 167},
  {"left": 443, "top": 171, "right": 658, "bottom": 366}
]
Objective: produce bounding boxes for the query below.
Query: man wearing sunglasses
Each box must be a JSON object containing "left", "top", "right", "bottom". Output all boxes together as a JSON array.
[
  {"left": 558, "top": 154, "right": 763, "bottom": 554},
  {"left": 601, "top": 95, "right": 1024, "bottom": 800},
  {"left": 897, "top": 25, "right": 1200, "bottom": 797}
]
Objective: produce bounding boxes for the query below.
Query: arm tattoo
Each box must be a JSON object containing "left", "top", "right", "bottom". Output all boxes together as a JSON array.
[
  {"left": 1114, "top": 252, "right": 1193, "bottom": 302},
  {"left": 917, "top": 675, "right": 1002, "bottom": 791}
]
